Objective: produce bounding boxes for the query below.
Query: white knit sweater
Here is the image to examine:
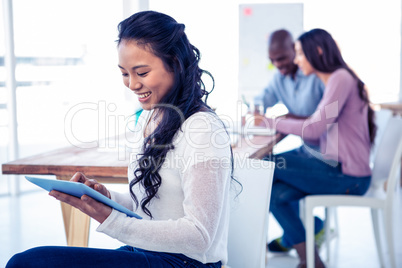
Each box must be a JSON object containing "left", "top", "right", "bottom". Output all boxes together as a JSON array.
[{"left": 97, "top": 110, "right": 232, "bottom": 265}]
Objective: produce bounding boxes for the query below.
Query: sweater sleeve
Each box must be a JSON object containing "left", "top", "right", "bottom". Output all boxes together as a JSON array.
[
  {"left": 96, "top": 113, "right": 231, "bottom": 257},
  {"left": 271, "top": 69, "right": 355, "bottom": 139},
  {"left": 97, "top": 160, "right": 230, "bottom": 253}
]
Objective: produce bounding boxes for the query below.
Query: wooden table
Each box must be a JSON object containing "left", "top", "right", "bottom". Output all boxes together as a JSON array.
[
  {"left": 2, "top": 133, "right": 284, "bottom": 247},
  {"left": 2, "top": 145, "right": 131, "bottom": 247}
]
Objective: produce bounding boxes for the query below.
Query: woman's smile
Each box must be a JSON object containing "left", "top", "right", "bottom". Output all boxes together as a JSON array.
[{"left": 118, "top": 40, "right": 175, "bottom": 110}]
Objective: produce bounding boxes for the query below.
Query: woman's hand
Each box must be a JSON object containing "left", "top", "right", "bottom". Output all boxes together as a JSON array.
[
  {"left": 70, "top": 172, "right": 111, "bottom": 199},
  {"left": 49, "top": 172, "right": 112, "bottom": 224}
]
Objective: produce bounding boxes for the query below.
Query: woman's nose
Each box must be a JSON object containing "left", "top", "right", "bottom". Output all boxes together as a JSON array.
[{"left": 129, "top": 77, "right": 142, "bottom": 91}]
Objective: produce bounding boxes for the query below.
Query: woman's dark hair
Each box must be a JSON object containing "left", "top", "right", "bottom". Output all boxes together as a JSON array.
[
  {"left": 298, "top": 28, "right": 377, "bottom": 144},
  {"left": 118, "top": 11, "right": 234, "bottom": 217}
]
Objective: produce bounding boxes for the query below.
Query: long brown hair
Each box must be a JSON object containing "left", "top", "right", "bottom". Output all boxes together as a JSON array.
[{"left": 298, "top": 28, "right": 377, "bottom": 144}]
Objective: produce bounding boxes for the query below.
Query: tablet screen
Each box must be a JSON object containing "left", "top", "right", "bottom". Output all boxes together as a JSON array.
[{"left": 26, "top": 176, "right": 142, "bottom": 219}]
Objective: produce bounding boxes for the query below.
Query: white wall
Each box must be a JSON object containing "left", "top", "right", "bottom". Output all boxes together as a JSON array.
[{"left": 150, "top": 0, "right": 401, "bottom": 118}]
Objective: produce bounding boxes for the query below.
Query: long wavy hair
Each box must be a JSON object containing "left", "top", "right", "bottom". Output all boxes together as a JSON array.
[
  {"left": 118, "top": 11, "right": 234, "bottom": 218},
  {"left": 298, "top": 28, "right": 377, "bottom": 144}
]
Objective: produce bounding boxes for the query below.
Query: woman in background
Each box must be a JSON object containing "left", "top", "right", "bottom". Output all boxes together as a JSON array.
[
  {"left": 267, "top": 28, "right": 376, "bottom": 268},
  {"left": 7, "top": 11, "right": 232, "bottom": 268}
]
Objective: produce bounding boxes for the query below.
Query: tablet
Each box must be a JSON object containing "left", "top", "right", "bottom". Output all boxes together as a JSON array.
[{"left": 25, "top": 176, "right": 142, "bottom": 219}]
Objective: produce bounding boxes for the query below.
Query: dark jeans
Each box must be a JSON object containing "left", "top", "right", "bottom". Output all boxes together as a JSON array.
[
  {"left": 266, "top": 147, "right": 371, "bottom": 247},
  {"left": 6, "top": 245, "right": 222, "bottom": 268}
]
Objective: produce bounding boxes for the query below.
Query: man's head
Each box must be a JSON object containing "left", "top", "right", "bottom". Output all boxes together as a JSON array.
[{"left": 268, "top": 29, "right": 298, "bottom": 76}]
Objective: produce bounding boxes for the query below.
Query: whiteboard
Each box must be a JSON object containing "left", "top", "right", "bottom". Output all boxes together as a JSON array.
[{"left": 238, "top": 3, "right": 304, "bottom": 106}]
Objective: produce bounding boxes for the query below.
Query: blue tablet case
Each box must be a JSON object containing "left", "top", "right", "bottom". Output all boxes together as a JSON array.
[{"left": 26, "top": 176, "right": 142, "bottom": 219}]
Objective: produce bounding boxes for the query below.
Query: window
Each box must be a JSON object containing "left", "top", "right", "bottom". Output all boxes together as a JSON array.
[
  {"left": 0, "top": 0, "right": 9, "bottom": 177},
  {"left": 12, "top": 1, "right": 129, "bottom": 149},
  {"left": 1, "top": 0, "right": 129, "bottom": 193}
]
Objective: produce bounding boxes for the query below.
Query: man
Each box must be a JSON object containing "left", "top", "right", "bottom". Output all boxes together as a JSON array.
[
  {"left": 255, "top": 29, "right": 326, "bottom": 253},
  {"left": 254, "top": 29, "right": 324, "bottom": 117}
]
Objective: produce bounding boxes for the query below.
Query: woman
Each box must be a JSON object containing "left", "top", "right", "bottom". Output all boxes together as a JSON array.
[
  {"left": 7, "top": 11, "right": 232, "bottom": 268},
  {"left": 267, "top": 29, "right": 376, "bottom": 268}
]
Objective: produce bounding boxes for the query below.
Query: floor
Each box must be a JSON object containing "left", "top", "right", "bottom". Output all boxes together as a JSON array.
[
  {"left": 266, "top": 192, "right": 402, "bottom": 268},
  {"left": 0, "top": 177, "right": 401, "bottom": 268}
]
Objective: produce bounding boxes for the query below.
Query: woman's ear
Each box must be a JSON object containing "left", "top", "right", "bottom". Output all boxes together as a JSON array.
[{"left": 317, "top": 46, "right": 323, "bottom": 55}]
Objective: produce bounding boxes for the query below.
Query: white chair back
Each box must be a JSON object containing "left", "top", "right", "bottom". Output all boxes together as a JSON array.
[
  {"left": 370, "top": 109, "right": 392, "bottom": 165},
  {"left": 371, "top": 116, "right": 402, "bottom": 189},
  {"left": 226, "top": 158, "right": 274, "bottom": 268}
]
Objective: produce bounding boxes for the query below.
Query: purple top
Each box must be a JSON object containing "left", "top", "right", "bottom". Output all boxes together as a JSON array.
[{"left": 272, "top": 68, "right": 371, "bottom": 177}]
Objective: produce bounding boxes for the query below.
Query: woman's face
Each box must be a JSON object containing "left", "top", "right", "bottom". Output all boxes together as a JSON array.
[
  {"left": 118, "top": 40, "right": 175, "bottom": 110},
  {"left": 294, "top": 41, "right": 315, "bottom": 76}
]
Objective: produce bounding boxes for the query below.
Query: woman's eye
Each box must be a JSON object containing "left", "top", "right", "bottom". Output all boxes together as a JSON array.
[
  {"left": 122, "top": 73, "right": 129, "bottom": 77},
  {"left": 137, "top": 72, "right": 149, "bottom": 77}
]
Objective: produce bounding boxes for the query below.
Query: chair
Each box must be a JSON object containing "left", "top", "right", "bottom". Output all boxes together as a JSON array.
[
  {"left": 226, "top": 158, "right": 275, "bottom": 268},
  {"left": 299, "top": 109, "right": 393, "bottom": 262},
  {"left": 298, "top": 201, "right": 339, "bottom": 262},
  {"left": 305, "top": 115, "right": 402, "bottom": 268}
]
